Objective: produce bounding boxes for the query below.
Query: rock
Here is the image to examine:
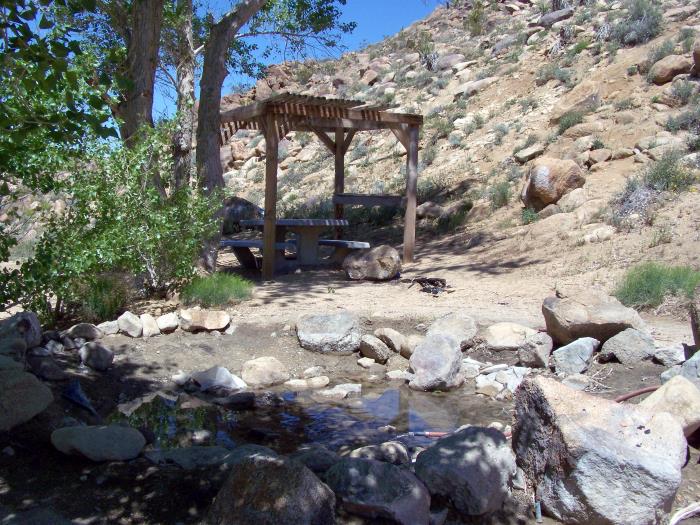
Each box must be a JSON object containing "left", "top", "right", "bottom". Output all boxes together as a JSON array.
[
  {"left": 671, "top": 352, "right": 700, "bottom": 387},
  {"left": 385, "top": 353, "right": 408, "bottom": 371},
  {"left": 649, "top": 55, "right": 693, "bottom": 85},
  {"left": 612, "top": 147, "right": 634, "bottom": 160},
  {"left": 361, "top": 69, "right": 379, "bottom": 86},
  {"left": 640, "top": 376, "right": 700, "bottom": 437},
  {"left": 481, "top": 322, "right": 537, "bottom": 352},
  {"left": 653, "top": 343, "right": 687, "bottom": 367},
  {"left": 386, "top": 369, "right": 413, "bottom": 381},
  {"left": 556, "top": 188, "right": 586, "bottom": 211},
  {"left": 600, "top": 328, "right": 655, "bottom": 365},
  {"left": 139, "top": 314, "right": 160, "bottom": 337},
  {"left": 283, "top": 376, "right": 330, "bottom": 390},
  {"left": 191, "top": 366, "right": 247, "bottom": 392},
  {"left": 517, "top": 332, "right": 553, "bottom": 368},
  {"left": 0, "top": 370, "right": 53, "bottom": 431},
  {"left": 326, "top": 458, "right": 430, "bottom": 525},
  {"left": 241, "top": 356, "right": 289, "bottom": 387},
  {"left": 26, "top": 355, "right": 69, "bottom": 381},
  {"left": 117, "top": 311, "right": 143, "bottom": 337},
  {"left": 179, "top": 309, "right": 230, "bottom": 332},
  {"left": 211, "top": 392, "right": 256, "bottom": 410},
  {"left": 374, "top": 327, "right": 409, "bottom": 357},
  {"left": 222, "top": 196, "right": 263, "bottom": 234},
  {"left": 288, "top": 444, "right": 340, "bottom": 474},
  {"left": 542, "top": 288, "right": 646, "bottom": 345},
  {"left": 475, "top": 374, "right": 504, "bottom": 397},
  {"left": 409, "top": 335, "right": 463, "bottom": 392},
  {"left": 588, "top": 148, "right": 612, "bottom": 164},
  {"left": 303, "top": 365, "right": 324, "bottom": 378},
  {"left": 96, "top": 320, "right": 119, "bottom": 336},
  {"left": 0, "top": 311, "right": 42, "bottom": 349},
  {"left": 67, "top": 323, "right": 103, "bottom": 341},
  {"left": 156, "top": 312, "right": 179, "bottom": 333},
  {"left": 359, "top": 335, "right": 392, "bottom": 364},
  {"left": 562, "top": 121, "right": 605, "bottom": 139},
  {"left": 513, "top": 376, "right": 686, "bottom": 525},
  {"left": 78, "top": 342, "right": 114, "bottom": 371},
  {"left": 538, "top": 7, "right": 573, "bottom": 27},
  {"left": 514, "top": 143, "right": 545, "bottom": 163},
  {"left": 414, "top": 427, "right": 516, "bottom": 516},
  {"left": 493, "top": 34, "right": 518, "bottom": 55},
  {"left": 521, "top": 157, "right": 586, "bottom": 211},
  {"left": 357, "top": 357, "right": 375, "bottom": 368},
  {"left": 0, "top": 355, "right": 22, "bottom": 371},
  {"left": 342, "top": 245, "right": 401, "bottom": 281},
  {"left": 436, "top": 53, "right": 465, "bottom": 70},
  {"left": 51, "top": 425, "right": 145, "bottom": 461},
  {"left": 691, "top": 284, "right": 699, "bottom": 348},
  {"left": 666, "top": 5, "right": 697, "bottom": 21},
  {"left": 296, "top": 311, "right": 361, "bottom": 355},
  {"left": 416, "top": 201, "right": 445, "bottom": 219},
  {"left": 208, "top": 450, "right": 335, "bottom": 525},
  {"left": 145, "top": 445, "right": 256, "bottom": 470},
  {"left": 562, "top": 373, "right": 591, "bottom": 391},
  {"left": 691, "top": 39, "right": 700, "bottom": 76},
  {"left": 552, "top": 337, "right": 600, "bottom": 375},
  {"left": 549, "top": 80, "right": 600, "bottom": 124},
  {"left": 315, "top": 383, "right": 361, "bottom": 400},
  {"left": 348, "top": 441, "right": 409, "bottom": 465},
  {"left": 426, "top": 312, "right": 477, "bottom": 350},
  {"left": 453, "top": 77, "right": 498, "bottom": 99}
]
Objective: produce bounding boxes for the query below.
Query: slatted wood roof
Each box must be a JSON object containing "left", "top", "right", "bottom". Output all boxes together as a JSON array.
[{"left": 219, "top": 92, "right": 423, "bottom": 144}]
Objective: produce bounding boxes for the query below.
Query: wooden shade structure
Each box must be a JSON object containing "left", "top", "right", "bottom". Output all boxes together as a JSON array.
[{"left": 219, "top": 93, "right": 423, "bottom": 279}]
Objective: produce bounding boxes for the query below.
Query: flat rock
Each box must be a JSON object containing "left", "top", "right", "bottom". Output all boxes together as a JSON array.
[
  {"left": 409, "top": 335, "right": 463, "bottom": 392},
  {"left": 0, "top": 370, "right": 53, "bottom": 431},
  {"left": 51, "top": 425, "right": 145, "bottom": 461},
  {"left": 117, "top": 311, "right": 143, "bottom": 338},
  {"left": 342, "top": 245, "right": 401, "bottom": 281},
  {"left": 179, "top": 309, "right": 230, "bottom": 332},
  {"left": 67, "top": 323, "right": 103, "bottom": 341},
  {"left": 315, "top": 383, "right": 361, "bottom": 400},
  {"left": 326, "top": 458, "right": 430, "bottom": 525},
  {"left": 481, "top": 322, "right": 536, "bottom": 352},
  {"left": 140, "top": 314, "right": 160, "bottom": 337},
  {"left": 514, "top": 143, "right": 545, "bottom": 163},
  {"left": 241, "top": 356, "right": 289, "bottom": 387},
  {"left": 348, "top": 440, "right": 409, "bottom": 465},
  {"left": 552, "top": 337, "right": 600, "bottom": 375},
  {"left": 513, "top": 377, "right": 686, "bottom": 525},
  {"left": 600, "top": 328, "right": 655, "bottom": 365},
  {"left": 426, "top": 312, "right": 477, "bottom": 350},
  {"left": 359, "top": 334, "right": 392, "bottom": 364},
  {"left": 96, "top": 320, "right": 119, "bottom": 336},
  {"left": 283, "top": 376, "right": 330, "bottom": 390},
  {"left": 640, "top": 375, "right": 700, "bottom": 437},
  {"left": 653, "top": 343, "right": 687, "bottom": 367},
  {"left": 296, "top": 311, "right": 361, "bottom": 355}
]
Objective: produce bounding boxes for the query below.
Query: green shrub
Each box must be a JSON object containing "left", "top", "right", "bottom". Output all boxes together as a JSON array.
[
  {"left": 513, "top": 134, "right": 539, "bottom": 155},
  {"left": 557, "top": 111, "right": 584, "bottom": 134},
  {"left": 671, "top": 80, "right": 696, "bottom": 106},
  {"left": 436, "top": 200, "right": 473, "bottom": 233},
  {"left": 76, "top": 275, "right": 129, "bottom": 323},
  {"left": 643, "top": 151, "right": 694, "bottom": 191},
  {"left": 536, "top": 63, "right": 574, "bottom": 87},
  {"left": 610, "top": 0, "right": 663, "bottom": 46},
  {"left": 181, "top": 273, "right": 253, "bottom": 307},
  {"left": 614, "top": 98, "right": 634, "bottom": 110},
  {"left": 666, "top": 104, "right": 700, "bottom": 133},
  {"left": 518, "top": 97, "right": 538, "bottom": 112},
  {"left": 591, "top": 137, "right": 606, "bottom": 150},
  {"left": 521, "top": 207, "right": 539, "bottom": 225},
  {"left": 614, "top": 262, "right": 700, "bottom": 308},
  {"left": 489, "top": 181, "right": 511, "bottom": 209},
  {"left": 641, "top": 40, "right": 675, "bottom": 77},
  {"left": 493, "top": 123, "right": 509, "bottom": 145},
  {"left": 466, "top": 0, "right": 486, "bottom": 36}
]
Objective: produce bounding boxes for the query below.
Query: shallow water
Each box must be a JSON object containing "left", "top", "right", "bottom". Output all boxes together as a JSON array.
[{"left": 113, "top": 383, "right": 511, "bottom": 454}]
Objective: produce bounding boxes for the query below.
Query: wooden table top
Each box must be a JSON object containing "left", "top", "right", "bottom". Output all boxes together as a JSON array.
[{"left": 239, "top": 219, "right": 349, "bottom": 227}]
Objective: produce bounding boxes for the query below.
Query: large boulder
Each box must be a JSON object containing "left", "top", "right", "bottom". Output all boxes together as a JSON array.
[
  {"left": 325, "top": 458, "right": 430, "bottom": 525},
  {"left": 480, "top": 322, "right": 537, "bottom": 352},
  {"left": 0, "top": 311, "right": 42, "bottom": 350},
  {"left": 180, "top": 309, "right": 230, "bottom": 332},
  {"left": 649, "top": 55, "right": 693, "bottom": 85},
  {"left": 552, "top": 337, "right": 600, "bottom": 376},
  {"left": 414, "top": 427, "right": 516, "bottom": 516},
  {"left": 241, "top": 357, "right": 289, "bottom": 387},
  {"left": 521, "top": 158, "right": 585, "bottom": 211},
  {"left": 222, "top": 196, "right": 263, "bottom": 235},
  {"left": 542, "top": 288, "right": 646, "bottom": 345},
  {"left": 640, "top": 375, "right": 700, "bottom": 437},
  {"left": 0, "top": 370, "right": 53, "bottom": 431},
  {"left": 51, "top": 425, "right": 146, "bottom": 461},
  {"left": 208, "top": 451, "right": 335, "bottom": 525},
  {"left": 513, "top": 377, "right": 686, "bottom": 525},
  {"left": 140, "top": 314, "right": 160, "bottom": 338},
  {"left": 409, "top": 335, "right": 463, "bottom": 391},
  {"left": 517, "top": 332, "right": 553, "bottom": 368},
  {"left": 348, "top": 440, "right": 410, "bottom": 465},
  {"left": 537, "top": 7, "right": 573, "bottom": 27},
  {"left": 600, "top": 328, "right": 655, "bottom": 365},
  {"left": 425, "top": 312, "right": 477, "bottom": 350},
  {"left": 66, "top": 323, "right": 103, "bottom": 341},
  {"left": 549, "top": 80, "right": 600, "bottom": 124},
  {"left": 296, "top": 311, "right": 361, "bottom": 355},
  {"left": 342, "top": 245, "right": 401, "bottom": 281}
]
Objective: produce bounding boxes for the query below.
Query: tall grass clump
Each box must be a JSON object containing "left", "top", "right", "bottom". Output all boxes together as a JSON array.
[
  {"left": 557, "top": 111, "right": 584, "bottom": 134},
  {"left": 181, "top": 273, "right": 253, "bottom": 307},
  {"left": 489, "top": 181, "right": 511, "bottom": 209},
  {"left": 77, "top": 275, "right": 129, "bottom": 323},
  {"left": 642, "top": 151, "right": 694, "bottom": 191},
  {"left": 610, "top": 0, "right": 663, "bottom": 46},
  {"left": 615, "top": 262, "right": 700, "bottom": 308}
]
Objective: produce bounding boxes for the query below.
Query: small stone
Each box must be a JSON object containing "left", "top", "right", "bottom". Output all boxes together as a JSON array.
[
  {"left": 653, "top": 344, "right": 687, "bottom": 367},
  {"left": 315, "top": 383, "right": 361, "bottom": 400},
  {"left": 283, "top": 376, "right": 330, "bottom": 390},
  {"left": 357, "top": 357, "right": 375, "bottom": 368},
  {"left": 552, "top": 337, "right": 600, "bottom": 375},
  {"left": 360, "top": 334, "right": 392, "bottom": 364},
  {"left": 302, "top": 366, "right": 324, "bottom": 378}
]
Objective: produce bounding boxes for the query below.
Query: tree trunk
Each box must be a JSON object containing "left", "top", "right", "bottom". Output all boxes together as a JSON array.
[
  {"left": 195, "top": 0, "right": 266, "bottom": 272},
  {"left": 116, "top": 0, "right": 164, "bottom": 143},
  {"left": 172, "top": 0, "right": 196, "bottom": 190}
]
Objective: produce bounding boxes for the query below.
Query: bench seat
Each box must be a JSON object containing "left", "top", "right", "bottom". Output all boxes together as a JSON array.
[
  {"left": 220, "top": 239, "right": 296, "bottom": 270},
  {"left": 220, "top": 239, "right": 295, "bottom": 250},
  {"left": 318, "top": 239, "right": 370, "bottom": 250}
]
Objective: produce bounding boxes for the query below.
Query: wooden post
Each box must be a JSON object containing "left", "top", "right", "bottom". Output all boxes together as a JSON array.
[
  {"left": 403, "top": 125, "right": 419, "bottom": 263},
  {"left": 334, "top": 128, "right": 345, "bottom": 239},
  {"left": 262, "top": 114, "right": 279, "bottom": 280},
  {"left": 691, "top": 284, "right": 700, "bottom": 352}
]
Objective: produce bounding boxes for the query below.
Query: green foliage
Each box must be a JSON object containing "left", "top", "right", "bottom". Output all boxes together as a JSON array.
[
  {"left": 614, "top": 98, "right": 634, "bottom": 110},
  {"left": 679, "top": 27, "right": 696, "bottom": 53},
  {"left": 557, "top": 111, "right": 584, "bottom": 135},
  {"left": 466, "top": 0, "right": 487, "bottom": 36},
  {"left": 493, "top": 123, "right": 509, "bottom": 145},
  {"left": 671, "top": 80, "right": 695, "bottom": 106},
  {"left": 614, "top": 262, "right": 700, "bottom": 308},
  {"left": 436, "top": 201, "right": 473, "bottom": 234},
  {"left": 641, "top": 40, "right": 674, "bottom": 77},
  {"left": 521, "top": 207, "right": 539, "bottom": 225},
  {"left": 9, "top": 126, "right": 218, "bottom": 323},
  {"left": 181, "top": 273, "right": 253, "bottom": 307},
  {"left": 536, "top": 63, "right": 574, "bottom": 87},
  {"left": 642, "top": 151, "right": 694, "bottom": 192},
  {"left": 569, "top": 39, "right": 590, "bottom": 56},
  {"left": 666, "top": 104, "right": 700, "bottom": 133},
  {"left": 76, "top": 275, "right": 129, "bottom": 323},
  {"left": 489, "top": 181, "right": 511, "bottom": 209},
  {"left": 513, "top": 134, "right": 539, "bottom": 155},
  {"left": 518, "top": 97, "right": 539, "bottom": 112},
  {"left": 610, "top": 0, "right": 663, "bottom": 46},
  {"left": 591, "top": 137, "right": 606, "bottom": 150}
]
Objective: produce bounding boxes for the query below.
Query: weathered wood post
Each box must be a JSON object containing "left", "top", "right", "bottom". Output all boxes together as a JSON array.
[
  {"left": 403, "top": 124, "right": 419, "bottom": 263},
  {"left": 691, "top": 284, "right": 700, "bottom": 350},
  {"left": 334, "top": 128, "right": 345, "bottom": 239},
  {"left": 262, "top": 114, "right": 279, "bottom": 280}
]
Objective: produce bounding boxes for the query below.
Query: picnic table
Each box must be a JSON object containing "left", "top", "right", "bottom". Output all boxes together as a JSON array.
[{"left": 239, "top": 218, "right": 350, "bottom": 266}]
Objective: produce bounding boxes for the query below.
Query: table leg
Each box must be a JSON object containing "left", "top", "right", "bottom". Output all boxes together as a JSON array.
[{"left": 291, "top": 227, "right": 322, "bottom": 266}]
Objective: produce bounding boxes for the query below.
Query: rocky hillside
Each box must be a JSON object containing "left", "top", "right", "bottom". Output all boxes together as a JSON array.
[{"left": 220, "top": 0, "right": 700, "bottom": 289}]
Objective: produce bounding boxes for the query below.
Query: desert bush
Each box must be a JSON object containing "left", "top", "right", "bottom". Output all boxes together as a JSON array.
[
  {"left": 557, "top": 111, "right": 584, "bottom": 134},
  {"left": 535, "top": 63, "right": 574, "bottom": 87},
  {"left": 679, "top": 27, "right": 696, "bottom": 53},
  {"left": 493, "top": 123, "right": 509, "bottom": 145},
  {"left": 610, "top": 0, "right": 663, "bottom": 46},
  {"left": 640, "top": 40, "right": 674, "bottom": 77},
  {"left": 489, "top": 181, "right": 511, "bottom": 209},
  {"left": 436, "top": 200, "right": 473, "bottom": 233},
  {"left": 614, "top": 262, "right": 700, "bottom": 308},
  {"left": 591, "top": 137, "right": 606, "bottom": 150},
  {"left": 518, "top": 97, "right": 538, "bottom": 112},
  {"left": 642, "top": 151, "right": 694, "bottom": 191},
  {"left": 666, "top": 104, "right": 700, "bottom": 133},
  {"left": 466, "top": 0, "right": 486, "bottom": 36},
  {"left": 422, "top": 144, "right": 438, "bottom": 167},
  {"left": 671, "top": 80, "right": 696, "bottom": 106},
  {"left": 521, "top": 207, "right": 539, "bottom": 225},
  {"left": 513, "top": 134, "right": 539, "bottom": 155},
  {"left": 76, "top": 274, "right": 129, "bottom": 323},
  {"left": 181, "top": 273, "right": 253, "bottom": 307},
  {"left": 614, "top": 98, "right": 634, "bottom": 110}
]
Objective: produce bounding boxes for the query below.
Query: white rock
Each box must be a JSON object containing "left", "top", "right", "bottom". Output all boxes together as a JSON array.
[
  {"left": 118, "top": 311, "right": 143, "bottom": 338},
  {"left": 96, "top": 320, "right": 119, "bottom": 336},
  {"left": 156, "top": 312, "right": 179, "bottom": 334},
  {"left": 140, "top": 314, "right": 160, "bottom": 338}
]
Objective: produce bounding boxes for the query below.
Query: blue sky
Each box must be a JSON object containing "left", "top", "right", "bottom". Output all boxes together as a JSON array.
[{"left": 153, "top": 1, "right": 437, "bottom": 117}]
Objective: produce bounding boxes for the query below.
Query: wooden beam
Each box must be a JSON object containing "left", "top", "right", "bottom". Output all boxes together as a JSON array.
[
  {"left": 220, "top": 100, "right": 266, "bottom": 124},
  {"left": 268, "top": 102, "right": 423, "bottom": 126},
  {"left": 342, "top": 130, "right": 356, "bottom": 155},
  {"left": 310, "top": 127, "right": 336, "bottom": 153},
  {"left": 391, "top": 126, "right": 410, "bottom": 151},
  {"left": 262, "top": 113, "right": 279, "bottom": 280},
  {"left": 332, "top": 193, "right": 403, "bottom": 207},
  {"left": 334, "top": 128, "right": 345, "bottom": 239},
  {"left": 403, "top": 125, "right": 419, "bottom": 263},
  {"left": 292, "top": 117, "right": 413, "bottom": 132}
]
